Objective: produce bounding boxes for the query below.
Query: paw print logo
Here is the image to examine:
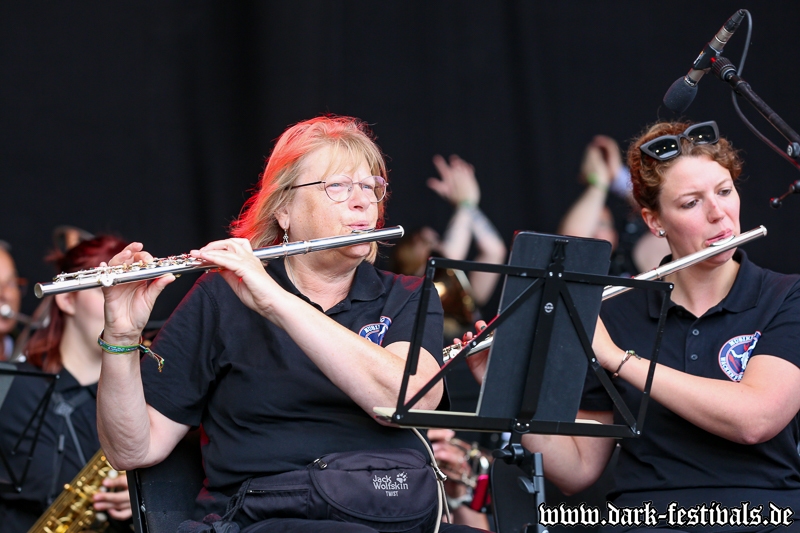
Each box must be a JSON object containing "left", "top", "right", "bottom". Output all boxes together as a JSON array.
[{"left": 396, "top": 472, "right": 407, "bottom": 483}]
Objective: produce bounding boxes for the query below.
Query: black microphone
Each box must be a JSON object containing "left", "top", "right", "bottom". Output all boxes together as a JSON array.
[{"left": 663, "top": 9, "right": 746, "bottom": 113}]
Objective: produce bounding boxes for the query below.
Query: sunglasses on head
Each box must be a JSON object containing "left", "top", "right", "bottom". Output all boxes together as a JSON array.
[{"left": 639, "top": 121, "right": 720, "bottom": 161}]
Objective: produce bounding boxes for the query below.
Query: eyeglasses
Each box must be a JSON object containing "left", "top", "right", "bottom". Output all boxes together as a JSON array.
[
  {"left": 639, "top": 121, "right": 720, "bottom": 161},
  {"left": 290, "top": 175, "right": 387, "bottom": 203}
]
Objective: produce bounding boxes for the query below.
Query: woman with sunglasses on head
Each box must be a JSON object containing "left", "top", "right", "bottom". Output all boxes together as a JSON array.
[
  {"left": 464, "top": 120, "right": 800, "bottom": 532},
  {"left": 95, "top": 116, "right": 484, "bottom": 533}
]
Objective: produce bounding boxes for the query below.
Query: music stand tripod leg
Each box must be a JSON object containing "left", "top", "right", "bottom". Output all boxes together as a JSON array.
[{"left": 493, "top": 442, "right": 548, "bottom": 533}]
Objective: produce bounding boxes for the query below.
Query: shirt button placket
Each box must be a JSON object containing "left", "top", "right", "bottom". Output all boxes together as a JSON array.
[{"left": 685, "top": 325, "right": 701, "bottom": 369}]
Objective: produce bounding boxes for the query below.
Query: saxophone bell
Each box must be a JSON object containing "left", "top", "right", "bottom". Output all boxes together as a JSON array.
[{"left": 27, "top": 449, "right": 124, "bottom": 533}]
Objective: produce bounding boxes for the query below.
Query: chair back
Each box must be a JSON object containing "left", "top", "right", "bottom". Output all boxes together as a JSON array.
[{"left": 127, "top": 430, "right": 205, "bottom": 533}]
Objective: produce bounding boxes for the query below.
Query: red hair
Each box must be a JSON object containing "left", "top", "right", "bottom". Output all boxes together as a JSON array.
[{"left": 26, "top": 235, "right": 128, "bottom": 373}]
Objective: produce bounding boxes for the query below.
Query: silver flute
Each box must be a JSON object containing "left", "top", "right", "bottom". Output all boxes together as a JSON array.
[
  {"left": 443, "top": 225, "right": 767, "bottom": 361},
  {"left": 34, "top": 226, "right": 405, "bottom": 298}
]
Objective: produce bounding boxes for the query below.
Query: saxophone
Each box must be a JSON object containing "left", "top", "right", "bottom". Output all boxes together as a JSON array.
[{"left": 27, "top": 448, "right": 126, "bottom": 533}]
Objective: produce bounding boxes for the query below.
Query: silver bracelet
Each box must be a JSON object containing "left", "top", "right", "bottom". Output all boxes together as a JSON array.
[{"left": 612, "top": 349, "right": 640, "bottom": 378}]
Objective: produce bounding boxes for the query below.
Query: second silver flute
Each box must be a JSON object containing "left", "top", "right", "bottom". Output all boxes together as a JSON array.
[
  {"left": 443, "top": 225, "right": 767, "bottom": 361},
  {"left": 35, "top": 226, "right": 405, "bottom": 298}
]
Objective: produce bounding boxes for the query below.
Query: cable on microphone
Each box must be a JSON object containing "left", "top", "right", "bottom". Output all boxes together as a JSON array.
[{"left": 663, "top": 9, "right": 746, "bottom": 113}]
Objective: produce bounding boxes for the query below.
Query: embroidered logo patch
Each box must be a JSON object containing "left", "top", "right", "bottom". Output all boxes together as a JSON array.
[
  {"left": 359, "top": 316, "right": 392, "bottom": 346},
  {"left": 718, "top": 331, "right": 761, "bottom": 382},
  {"left": 372, "top": 472, "right": 409, "bottom": 497}
]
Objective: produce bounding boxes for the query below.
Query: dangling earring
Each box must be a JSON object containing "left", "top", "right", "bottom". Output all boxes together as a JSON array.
[
  {"left": 657, "top": 229, "right": 666, "bottom": 237},
  {"left": 283, "top": 228, "right": 289, "bottom": 245}
]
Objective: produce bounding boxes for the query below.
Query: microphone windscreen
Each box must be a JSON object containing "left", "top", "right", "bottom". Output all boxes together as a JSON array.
[{"left": 663, "top": 77, "right": 698, "bottom": 113}]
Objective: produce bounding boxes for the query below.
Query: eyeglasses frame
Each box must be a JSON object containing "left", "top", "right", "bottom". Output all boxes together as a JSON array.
[{"left": 289, "top": 175, "right": 387, "bottom": 203}]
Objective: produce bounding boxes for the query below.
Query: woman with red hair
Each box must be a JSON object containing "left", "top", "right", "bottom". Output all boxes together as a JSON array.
[{"left": 0, "top": 235, "right": 133, "bottom": 532}]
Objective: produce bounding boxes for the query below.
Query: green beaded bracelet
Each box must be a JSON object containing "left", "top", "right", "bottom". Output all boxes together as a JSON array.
[
  {"left": 586, "top": 173, "right": 608, "bottom": 192},
  {"left": 97, "top": 330, "right": 165, "bottom": 372}
]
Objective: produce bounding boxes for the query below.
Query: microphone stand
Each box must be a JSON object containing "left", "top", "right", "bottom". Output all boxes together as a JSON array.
[{"left": 711, "top": 56, "right": 800, "bottom": 207}]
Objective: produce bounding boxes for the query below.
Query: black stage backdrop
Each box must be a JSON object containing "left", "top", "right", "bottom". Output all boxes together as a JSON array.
[{"left": 2, "top": 1, "right": 800, "bottom": 319}]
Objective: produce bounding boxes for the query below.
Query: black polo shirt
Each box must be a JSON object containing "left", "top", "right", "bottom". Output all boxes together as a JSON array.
[
  {"left": 143, "top": 258, "right": 444, "bottom": 496},
  {"left": 0, "top": 365, "right": 99, "bottom": 533},
  {"left": 582, "top": 251, "right": 800, "bottom": 514}
]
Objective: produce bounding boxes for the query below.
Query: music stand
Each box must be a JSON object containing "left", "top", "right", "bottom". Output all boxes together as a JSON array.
[
  {"left": 373, "top": 231, "right": 672, "bottom": 533},
  {"left": 0, "top": 362, "right": 58, "bottom": 493}
]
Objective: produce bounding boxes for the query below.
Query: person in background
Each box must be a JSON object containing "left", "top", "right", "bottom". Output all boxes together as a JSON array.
[
  {"left": 392, "top": 154, "right": 506, "bottom": 310},
  {"left": 389, "top": 153, "right": 507, "bottom": 402},
  {"left": 0, "top": 241, "right": 23, "bottom": 361},
  {"left": 558, "top": 135, "right": 668, "bottom": 276},
  {"left": 0, "top": 235, "right": 132, "bottom": 532},
  {"left": 425, "top": 154, "right": 507, "bottom": 307},
  {"left": 388, "top": 155, "right": 507, "bottom": 529},
  {"left": 428, "top": 428, "right": 491, "bottom": 530}
]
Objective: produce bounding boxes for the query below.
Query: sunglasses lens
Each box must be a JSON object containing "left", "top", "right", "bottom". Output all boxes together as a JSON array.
[
  {"left": 686, "top": 123, "right": 718, "bottom": 144},
  {"left": 645, "top": 138, "right": 681, "bottom": 160}
]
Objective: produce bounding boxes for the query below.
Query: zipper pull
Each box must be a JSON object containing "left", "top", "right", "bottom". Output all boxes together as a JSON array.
[{"left": 312, "top": 458, "right": 327, "bottom": 469}]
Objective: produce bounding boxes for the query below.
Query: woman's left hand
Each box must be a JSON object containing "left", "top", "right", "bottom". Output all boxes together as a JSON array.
[
  {"left": 92, "top": 472, "right": 132, "bottom": 521},
  {"left": 190, "top": 238, "right": 284, "bottom": 315},
  {"left": 102, "top": 243, "right": 174, "bottom": 343}
]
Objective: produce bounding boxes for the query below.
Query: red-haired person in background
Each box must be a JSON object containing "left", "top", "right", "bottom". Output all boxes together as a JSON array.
[{"left": 0, "top": 235, "right": 133, "bottom": 533}]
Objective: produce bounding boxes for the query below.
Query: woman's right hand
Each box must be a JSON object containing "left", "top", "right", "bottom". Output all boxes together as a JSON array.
[
  {"left": 189, "top": 237, "right": 285, "bottom": 317},
  {"left": 102, "top": 243, "right": 175, "bottom": 343},
  {"left": 461, "top": 320, "right": 489, "bottom": 385}
]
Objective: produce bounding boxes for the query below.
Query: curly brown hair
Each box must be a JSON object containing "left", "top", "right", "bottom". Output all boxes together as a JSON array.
[{"left": 627, "top": 121, "right": 743, "bottom": 213}]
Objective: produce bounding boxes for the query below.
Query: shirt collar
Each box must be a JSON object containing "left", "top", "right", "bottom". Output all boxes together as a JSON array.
[
  {"left": 55, "top": 366, "right": 99, "bottom": 396},
  {"left": 267, "top": 258, "right": 386, "bottom": 314},
  {"left": 717, "top": 249, "right": 760, "bottom": 313},
  {"left": 646, "top": 249, "right": 758, "bottom": 318}
]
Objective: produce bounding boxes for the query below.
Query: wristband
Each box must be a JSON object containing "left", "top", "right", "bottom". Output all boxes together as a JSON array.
[
  {"left": 458, "top": 200, "right": 477, "bottom": 209},
  {"left": 98, "top": 330, "right": 165, "bottom": 372},
  {"left": 612, "top": 350, "right": 639, "bottom": 378},
  {"left": 586, "top": 173, "right": 608, "bottom": 192}
]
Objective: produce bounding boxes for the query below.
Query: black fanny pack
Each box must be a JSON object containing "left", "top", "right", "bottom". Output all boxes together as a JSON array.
[{"left": 181, "top": 448, "right": 441, "bottom": 533}]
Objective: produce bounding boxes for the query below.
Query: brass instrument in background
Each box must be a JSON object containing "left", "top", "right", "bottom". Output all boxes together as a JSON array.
[
  {"left": 440, "top": 436, "right": 491, "bottom": 490},
  {"left": 28, "top": 449, "right": 125, "bottom": 533},
  {"left": 434, "top": 268, "right": 479, "bottom": 343}
]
